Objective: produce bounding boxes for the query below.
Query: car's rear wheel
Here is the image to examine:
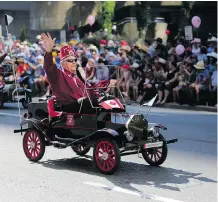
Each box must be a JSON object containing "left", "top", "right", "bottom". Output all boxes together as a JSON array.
[
  {"left": 72, "top": 145, "right": 90, "bottom": 156},
  {"left": 142, "top": 134, "right": 168, "bottom": 166},
  {"left": 23, "top": 129, "right": 45, "bottom": 162},
  {"left": 93, "top": 138, "right": 120, "bottom": 175}
]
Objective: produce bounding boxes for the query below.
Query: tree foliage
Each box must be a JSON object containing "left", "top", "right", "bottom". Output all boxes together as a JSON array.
[
  {"left": 135, "top": 2, "right": 151, "bottom": 38},
  {"left": 97, "top": 1, "right": 116, "bottom": 33},
  {"left": 19, "top": 26, "right": 26, "bottom": 42},
  {"left": 179, "top": 1, "right": 195, "bottom": 31}
]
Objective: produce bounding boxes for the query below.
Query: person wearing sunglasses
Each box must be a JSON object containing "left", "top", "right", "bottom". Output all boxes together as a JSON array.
[{"left": 41, "top": 33, "right": 96, "bottom": 113}]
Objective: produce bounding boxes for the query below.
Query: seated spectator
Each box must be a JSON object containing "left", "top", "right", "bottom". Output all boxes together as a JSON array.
[
  {"left": 85, "top": 58, "right": 96, "bottom": 81},
  {"left": 154, "top": 38, "right": 168, "bottom": 60},
  {"left": 207, "top": 37, "right": 217, "bottom": 53},
  {"left": 144, "top": 39, "right": 156, "bottom": 58},
  {"left": 197, "top": 46, "right": 208, "bottom": 62},
  {"left": 183, "top": 47, "right": 192, "bottom": 62},
  {"left": 168, "top": 53, "right": 178, "bottom": 64},
  {"left": 155, "top": 60, "right": 178, "bottom": 105},
  {"left": 189, "top": 61, "right": 210, "bottom": 102},
  {"left": 191, "top": 38, "right": 201, "bottom": 56},
  {"left": 117, "top": 64, "right": 131, "bottom": 97},
  {"left": 138, "top": 69, "right": 156, "bottom": 102},
  {"left": 172, "top": 63, "right": 187, "bottom": 102},
  {"left": 90, "top": 58, "right": 109, "bottom": 84},
  {"left": 28, "top": 55, "right": 45, "bottom": 96},
  {"left": 210, "top": 63, "right": 217, "bottom": 105},
  {"left": 206, "top": 52, "right": 217, "bottom": 74},
  {"left": 99, "top": 40, "right": 107, "bottom": 54},
  {"left": 118, "top": 45, "right": 131, "bottom": 65},
  {"left": 126, "top": 63, "right": 142, "bottom": 100},
  {"left": 87, "top": 45, "right": 99, "bottom": 62}
]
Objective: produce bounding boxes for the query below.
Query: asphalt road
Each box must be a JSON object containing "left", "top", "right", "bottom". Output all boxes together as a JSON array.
[{"left": 0, "top": 103, "right": 217, "bottom": 202}]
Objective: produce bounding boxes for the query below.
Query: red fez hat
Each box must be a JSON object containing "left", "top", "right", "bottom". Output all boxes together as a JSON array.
[
  {"left": 60, "top": 45, "right": 77, "bottom": 61},
  {"left": 100, "top": 40, "right": 107, "bottom": 45}
]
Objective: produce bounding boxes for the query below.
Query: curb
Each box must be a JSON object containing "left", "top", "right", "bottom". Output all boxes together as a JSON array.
[
  {"left": 126, "top": 102, "right": 217, "bottom": 113},
  {"left": 156, "top": 103, "right": 217, "bottom": 113}
]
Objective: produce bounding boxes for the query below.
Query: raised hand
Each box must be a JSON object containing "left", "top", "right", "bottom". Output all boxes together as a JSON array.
[{"left": 40, "top": 32, "right": 56, "bottom": 53}]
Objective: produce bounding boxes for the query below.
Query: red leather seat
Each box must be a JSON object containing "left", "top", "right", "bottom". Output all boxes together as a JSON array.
[{"left": 47, "top": 98, "right": 63, "bottom": 118}]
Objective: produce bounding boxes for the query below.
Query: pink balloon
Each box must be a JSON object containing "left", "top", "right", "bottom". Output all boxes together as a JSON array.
[
  {"left": 87, "top": 15, "right": 95, "bottom": 26},
  {"left": 192, "top": 16, "right": 201, "bottom": 28},
  {"left": 175, "top": 45, "right": 185, "bottom": 55}
]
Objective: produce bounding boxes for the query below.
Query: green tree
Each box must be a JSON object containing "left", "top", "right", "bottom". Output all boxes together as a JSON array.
[
  {"left": 19, "top": 26, "right": 26, "bottom": 42},
  {"left": 97, "top": 1, "right": 116, "bottom": 33},
  {"left": 179, "top": 1, "right": 195, "bottom": 31},
  {"left": 135, "top": 2, "right": 151, "bottom": 38}
]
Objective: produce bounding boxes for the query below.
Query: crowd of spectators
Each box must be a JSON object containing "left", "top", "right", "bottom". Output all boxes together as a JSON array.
[{"left": 0, "top": 32, "right": 217, "bottom": 107}]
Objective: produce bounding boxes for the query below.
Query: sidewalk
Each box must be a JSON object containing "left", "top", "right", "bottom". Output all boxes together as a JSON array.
[{"left": 126, "top": 101, "right": 217, "bottom": 113}]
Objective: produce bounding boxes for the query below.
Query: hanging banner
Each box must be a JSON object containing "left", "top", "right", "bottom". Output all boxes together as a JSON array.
[{"left": 185, "top": 26, "right": 193, "bottom": 41}]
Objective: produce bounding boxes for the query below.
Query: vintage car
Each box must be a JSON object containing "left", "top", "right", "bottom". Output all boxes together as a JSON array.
[{"left": 14, "top": 81, "right": 177, "bottom": 175}]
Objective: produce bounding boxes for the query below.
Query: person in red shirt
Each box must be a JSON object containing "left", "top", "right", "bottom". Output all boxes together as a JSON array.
[{"left": 41, "top": 32, "right": 96, "bottom": 113}]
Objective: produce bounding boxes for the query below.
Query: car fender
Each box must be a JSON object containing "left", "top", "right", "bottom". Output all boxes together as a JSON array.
[
  {"left": 89, "top": 128, "right": 120, "bottom": 140},
  {"left": 19, "top": 118, "right": 51, "bottom": 141},
  {"left": 148, "top": 123, "right": 167, "bottom": 130}
]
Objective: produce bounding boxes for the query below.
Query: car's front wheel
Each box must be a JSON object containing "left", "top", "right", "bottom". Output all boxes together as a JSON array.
[
  {"left": 93, "top": 138, "right": 120, "bottom": 175},
  {"left": 142, "top": 134, "right": 168, "bottom": 166}
]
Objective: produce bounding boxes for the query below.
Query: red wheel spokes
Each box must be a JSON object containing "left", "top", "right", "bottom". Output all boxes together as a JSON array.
[
  {"left": 24, "top": 131, "right": 42, "bottom": 159},
  {"left": 146, "top": 147, "right": 163, "bottom": 162},
  {"left": 95, "top": 141, "right": 116, "bottom": 172}
]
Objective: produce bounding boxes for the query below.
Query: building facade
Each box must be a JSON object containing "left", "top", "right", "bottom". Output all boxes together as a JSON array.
[{"left": 0, "top": 1, "right": 217, "bottom": 42}]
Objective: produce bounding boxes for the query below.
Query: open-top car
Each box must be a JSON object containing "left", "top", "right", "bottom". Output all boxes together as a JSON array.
[{"left": 14, "top": 79, "right": 178, "bottom": 175}]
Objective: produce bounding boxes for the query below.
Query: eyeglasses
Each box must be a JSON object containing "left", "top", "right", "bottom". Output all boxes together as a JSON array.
[{"left": 67, "top": 59, "right": 77, "bottom": 63}]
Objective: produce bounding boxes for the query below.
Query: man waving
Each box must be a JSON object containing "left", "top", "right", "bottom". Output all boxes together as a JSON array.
[{"left": 41, "top": 32, "right": 95, "bottom": 113}]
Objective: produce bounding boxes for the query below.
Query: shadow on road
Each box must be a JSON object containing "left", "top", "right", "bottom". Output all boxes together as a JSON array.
[{"left": 37, "top": 155, "right": 217, "bottom": 193}]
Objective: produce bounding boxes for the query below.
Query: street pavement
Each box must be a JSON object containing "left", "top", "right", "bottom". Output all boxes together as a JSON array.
[{"left": 0, "top": 103, "right": 217, "bottom": 202}]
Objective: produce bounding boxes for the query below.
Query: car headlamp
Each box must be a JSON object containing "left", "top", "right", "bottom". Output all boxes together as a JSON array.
[
  {"left": 124, "top": 130, "right": 134, "bottom": 141},
  {"left": 149, "top": 127, "right": 160, "bottom": 138}
]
